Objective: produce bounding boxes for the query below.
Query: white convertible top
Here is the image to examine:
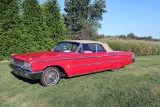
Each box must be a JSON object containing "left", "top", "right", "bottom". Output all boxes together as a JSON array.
[{"left": 63, "top": 40, "right": 113, "bottom": 52}]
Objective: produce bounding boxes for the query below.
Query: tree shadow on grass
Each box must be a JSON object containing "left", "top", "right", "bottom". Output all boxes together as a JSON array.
[{"left": 11, "top": 71, "right": 40, "bottom": 85}]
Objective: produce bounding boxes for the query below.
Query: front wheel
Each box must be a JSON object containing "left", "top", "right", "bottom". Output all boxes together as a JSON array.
[{"left": 40, "top": 67, "right": 60, "bottom": 86}]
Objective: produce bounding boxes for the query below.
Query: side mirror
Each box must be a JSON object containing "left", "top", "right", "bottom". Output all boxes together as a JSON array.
[
  {"left": 81, "top": 50, "right": 84, "bottom": 54},
  {"left": 78, "top": 49, "right": 84, "bottom": 54}
]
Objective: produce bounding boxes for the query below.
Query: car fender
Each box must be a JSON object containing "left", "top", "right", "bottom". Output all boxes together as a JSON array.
[{"left": 111, "top": 62, "right": 124, "bottom": 70}]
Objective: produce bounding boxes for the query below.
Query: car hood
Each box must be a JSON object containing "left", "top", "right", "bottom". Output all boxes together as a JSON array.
[{"left": 11, "top": 51, "right": 73, "bottom": 62}]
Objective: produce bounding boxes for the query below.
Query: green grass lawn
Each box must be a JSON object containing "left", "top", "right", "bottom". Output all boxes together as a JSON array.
[{"left": 0, "top": 55, "right": 160, "bottom": 107}]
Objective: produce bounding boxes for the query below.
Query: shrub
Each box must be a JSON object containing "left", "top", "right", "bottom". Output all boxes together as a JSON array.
[{"left": 98, "top": 37, "right": 160, "bottom": 56}]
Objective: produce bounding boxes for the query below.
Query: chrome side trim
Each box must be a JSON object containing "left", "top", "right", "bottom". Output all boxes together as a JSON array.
[
  {"left": 74, "top": 58, "right": 133, "bottom": 67},
  {"left": 32, "top": 54, "right": 133, "bottom": 63}
]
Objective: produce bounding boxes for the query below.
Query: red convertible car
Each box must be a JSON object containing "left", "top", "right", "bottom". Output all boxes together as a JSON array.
[{"left": 10, "top": 40, "right": 135, "bottom": 86}]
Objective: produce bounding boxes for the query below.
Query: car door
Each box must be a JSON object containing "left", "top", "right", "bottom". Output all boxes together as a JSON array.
[
  {"left": 96, "top": 44, "right": 110, "bottom": 70},
  {"left": 73, "top": 43, "right": 104, "bottom": 75}
]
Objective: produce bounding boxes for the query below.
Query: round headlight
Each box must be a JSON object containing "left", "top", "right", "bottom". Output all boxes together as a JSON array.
[{"left": 23, "top": 62, "right": 32, "bottom": 71}]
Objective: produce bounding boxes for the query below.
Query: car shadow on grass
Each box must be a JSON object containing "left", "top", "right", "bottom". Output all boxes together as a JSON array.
[
  {"left": 11, "top": 71, "right": 40, "bottom": 85},
  {"left": 67, "top": 70, "right": 112, "bottom": 79}
]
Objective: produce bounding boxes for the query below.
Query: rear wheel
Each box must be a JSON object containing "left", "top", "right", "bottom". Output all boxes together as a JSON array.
[{"left": 40, "top": 67, "right": 60, "bottom": 86}]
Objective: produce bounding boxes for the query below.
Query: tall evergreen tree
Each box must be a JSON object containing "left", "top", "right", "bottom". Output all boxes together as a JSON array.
[
  {"left": 44, "top": 0, "right": 66, "bottom": 43},
  {"left": 0, "top": 0, "right": 22, "bottom": 59},
  {"left": 64, "top": 0, "right": 89, "bottom": 32},
  {"left": 0, "top": 0, "right": 20, "bottom": 34},
  {"left": 64, "top": 0, "right": 106, "bottom": 39},
  {"left": 89, "top": 0, "right": 106, "bottom": 21},
  {"left": 22, "top": 0, "right": 44, "bottom": 51}
]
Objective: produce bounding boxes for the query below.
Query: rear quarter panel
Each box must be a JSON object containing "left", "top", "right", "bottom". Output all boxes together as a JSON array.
[{"left": 107, "top": 51, "right": 134, "bottom": 69}]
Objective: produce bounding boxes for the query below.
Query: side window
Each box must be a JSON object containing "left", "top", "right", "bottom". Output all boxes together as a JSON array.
[
  {"left": 97, "top": 44, "right": 106, "bottom": 52},
  {"left": 53, "top": 42, "right": 79, "bottom": 53},
  {"left": 65, "top": 43, "right": 72, "bottom": 50},
  {"left": 82, "top": 44, "right": 96, "bottom": 53},
  {"left": 71, "top": 44, "right": 79, "bottom": 52}
]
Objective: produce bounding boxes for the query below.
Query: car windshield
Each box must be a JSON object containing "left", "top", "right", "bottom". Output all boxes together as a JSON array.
[{"left": 52, "top": 42, "right": 79, "bottom": 53}]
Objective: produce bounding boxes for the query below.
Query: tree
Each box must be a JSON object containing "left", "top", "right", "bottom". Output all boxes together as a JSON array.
[
  {"left": 118, "top": 35, "right": 126, "bottom": 39},
  {"left": 22, "top": 0, "right": 44, "bottom": 51},
  {"left": 0, "top": 0, "right": 22, "bottom": 59},
  {"left": 79, "top": 21, "right": 101, "bottom": 39},
  {"left": 43, "top": 0, "right": 66, "bottom": 44},
  {"left": 127, "top": 33, "right": 137, "bottom": 39},
  {"left": 0, "top": 0, "right": 20, "bottom": 34},
  {"left": 0, "top": 0, "right": 67, "bottom": 60},
  {"left": 146, "top": 36, "right": 153, "bottom": 41},
  {"left": 89, "top": 0, "right": 106, "bottom": 21},
  {"left": 64, "top": 0, "right": 106, "bottom": 39}
]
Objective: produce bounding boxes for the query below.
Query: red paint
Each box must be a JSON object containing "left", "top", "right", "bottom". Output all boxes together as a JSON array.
[{"left": 11, "top": 50, "right": 135, "bottom": 77}]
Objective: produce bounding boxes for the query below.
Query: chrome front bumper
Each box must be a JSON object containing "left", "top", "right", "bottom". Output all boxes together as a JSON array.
[{"left": 9, "top": 64, "right": 42, "bottom": 80}]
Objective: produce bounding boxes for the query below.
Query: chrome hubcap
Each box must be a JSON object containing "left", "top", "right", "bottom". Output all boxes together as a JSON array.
[{"left": 44, "top": 69, "right": 59, "bottom": 85}]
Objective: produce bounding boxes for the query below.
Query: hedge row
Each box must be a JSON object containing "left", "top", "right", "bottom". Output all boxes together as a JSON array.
[
  {"left": 0, "top": 0, "right": 66, "bottom": 61},
  {"left": 0, "top": 34, "right": 56, "bottom": 61},
  {"left": 1, "top": 37, "right": 160, "bottom": 61},
  {"left": 98, "top": 37, "right": 160, "bottom": 56}
]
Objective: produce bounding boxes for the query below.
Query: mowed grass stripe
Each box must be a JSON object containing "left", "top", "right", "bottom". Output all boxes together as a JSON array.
[{"left": 0, "top": 55, "right": 160, "bottom": 107}]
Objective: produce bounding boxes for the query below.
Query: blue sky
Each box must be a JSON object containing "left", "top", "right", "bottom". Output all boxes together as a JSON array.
[{"left": 40, "top": 0, "right": 160, "bottom": 39}]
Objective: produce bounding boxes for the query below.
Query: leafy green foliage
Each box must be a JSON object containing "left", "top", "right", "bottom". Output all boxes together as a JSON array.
[
  {"left": 79, "top": 21, "right": 101, "bottom": 40},
  {"left": 127, "top": 33, "right": 137, "bottom": 39},
  {"left": 98, "top": 37, "right": 160, "bottom": 56},
  {"left": 22, "top": 0, "right": 44, "bottom": 51},
  {"left": 64, "top": 0, "right": 106, "bottom": 39},
  {"left": 110, "top": 33, "right": 159, "bottom": 41},
  {"left": 0, "top": 0, "right": 22, "bottom": 60},
  {"left": 0, "top": 0, "right": 66, "bottom": 61},
  {"left": 0, "top": 0, "right": 20, "bottom": 33},
  {"left": 43, "top": 0, "right": 66, "bottom": 43},
  {"left": 89, "top": 0, "right": 106, "bottom": 21}
]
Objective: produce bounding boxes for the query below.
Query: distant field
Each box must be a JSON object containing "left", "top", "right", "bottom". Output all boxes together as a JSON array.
[
  {"left": 0, "top": 55, "right": 160, "bottom": 107},
  {"left": 98, "top": 37, "right": 160, "bottom": 56}
]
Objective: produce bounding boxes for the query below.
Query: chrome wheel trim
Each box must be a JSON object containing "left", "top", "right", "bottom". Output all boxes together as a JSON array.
[{"left": 44, "top": 69, "right": 59, "bottom": 85}]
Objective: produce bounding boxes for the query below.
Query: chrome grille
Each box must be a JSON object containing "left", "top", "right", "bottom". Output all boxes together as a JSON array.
[{"left": 12, "top": 59, "right": 24, "bottom": 67}]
